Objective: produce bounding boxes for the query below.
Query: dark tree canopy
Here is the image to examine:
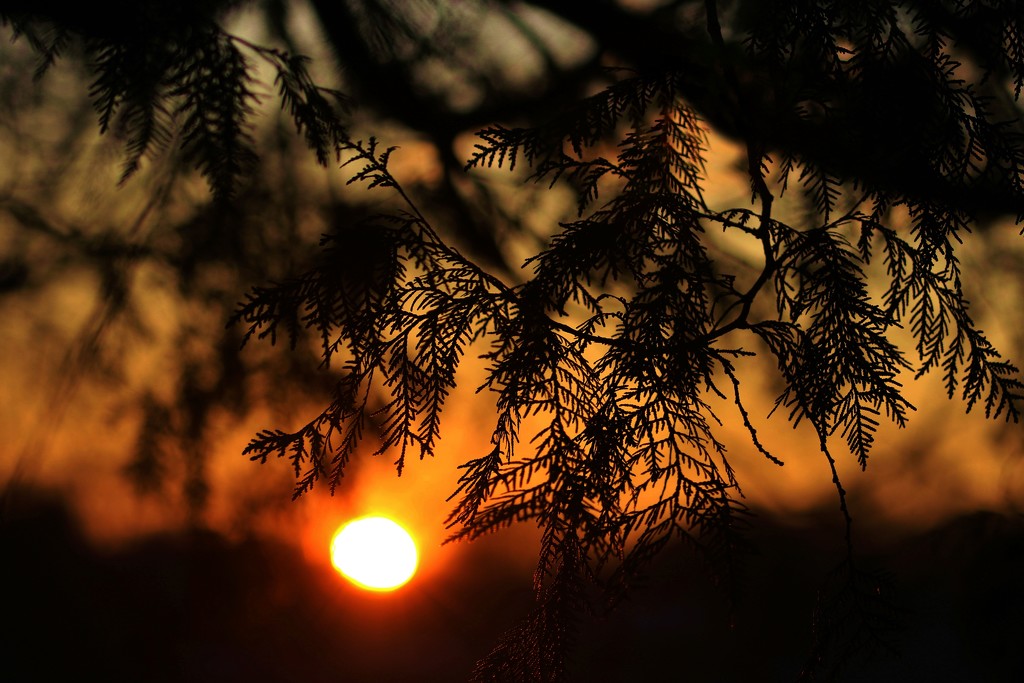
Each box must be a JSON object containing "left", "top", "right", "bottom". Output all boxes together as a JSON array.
[{"left": 3, "top": 1, "right": 1024, "bottom": 680}]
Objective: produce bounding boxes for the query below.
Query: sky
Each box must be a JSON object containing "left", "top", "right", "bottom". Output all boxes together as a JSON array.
[{"left": 2, "top": 2, "right": 1024, "bottom": 681}]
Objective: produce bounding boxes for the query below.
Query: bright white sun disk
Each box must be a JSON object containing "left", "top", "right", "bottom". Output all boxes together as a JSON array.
[{"left": 330, "top": 516, "right": 418, "bottom": 591}]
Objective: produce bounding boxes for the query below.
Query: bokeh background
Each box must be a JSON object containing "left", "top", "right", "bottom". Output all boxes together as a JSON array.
[{"left": 2, "top": 1, "right": 1023, "bottom": 680}]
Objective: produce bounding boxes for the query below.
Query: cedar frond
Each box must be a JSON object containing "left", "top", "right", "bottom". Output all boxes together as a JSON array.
[
  {"left": 170, "top": 30, "right": 260, "bottom": 200},
  {"left": 799, "top": 557, "right": 900, "bottom": 681},
  {"left": 771, "top": 227, "right": 914, "bottom": 467},
  {"left": 252, "top": 46, "right": 350, "bottom": 164}
]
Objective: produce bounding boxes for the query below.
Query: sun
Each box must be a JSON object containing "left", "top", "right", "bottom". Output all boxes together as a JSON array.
[{"left": 330, "top": 516, "right": 419, "bottom": 591}]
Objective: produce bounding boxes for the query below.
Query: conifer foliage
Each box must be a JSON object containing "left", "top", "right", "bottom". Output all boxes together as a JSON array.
[{"left": 5, "top": 1, "right": 1024, "bottom": 680}]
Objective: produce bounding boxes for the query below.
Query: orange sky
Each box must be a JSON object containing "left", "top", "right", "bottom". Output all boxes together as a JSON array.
[
  {"left": 3, "top": 293, "right": 1021, "bottom": 569},
  {"left": 0, "top": 15, "right": 1022, "bottom": 579}
]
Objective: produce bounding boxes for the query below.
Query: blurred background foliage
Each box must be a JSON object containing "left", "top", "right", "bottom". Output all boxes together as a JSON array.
[
  {"left": 0, "top": 0, "right": 641, "bottom": 530},
  {"left": 0, "top": 0, "right": 1021, "bottom": 550}
]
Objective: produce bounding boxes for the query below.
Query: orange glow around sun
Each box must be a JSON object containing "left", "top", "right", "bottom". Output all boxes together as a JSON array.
[{"left": 330, "top": 516, "right": 419, "bottom": 591}]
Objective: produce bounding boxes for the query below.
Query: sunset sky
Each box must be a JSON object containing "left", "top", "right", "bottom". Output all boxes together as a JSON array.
[{"left": 2, "top": 1, "right": 1024, "bottom": 681}]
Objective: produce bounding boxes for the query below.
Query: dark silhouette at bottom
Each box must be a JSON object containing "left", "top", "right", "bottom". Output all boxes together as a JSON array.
[{"left": 3, "top": 488, "right": 1022, "bottom": 682}]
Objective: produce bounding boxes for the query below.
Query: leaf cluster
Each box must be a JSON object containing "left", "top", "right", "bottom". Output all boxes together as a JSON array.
[
  {"left": 232, "top": 15, "right": 1023, "bottom": 675},
  {"left": 746, "top": 0, "right": 1024, "bottom": 222},
  {"left": 2, "top": 5, "right": 350, "bottom": 199},
  {"left": 233, "top": 140, "right": 510, "bottom": 492}
]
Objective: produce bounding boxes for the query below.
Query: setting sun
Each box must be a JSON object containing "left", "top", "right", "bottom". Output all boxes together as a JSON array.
[{"left": 330, "top": 516, "right": 419, "bottom": 591}]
